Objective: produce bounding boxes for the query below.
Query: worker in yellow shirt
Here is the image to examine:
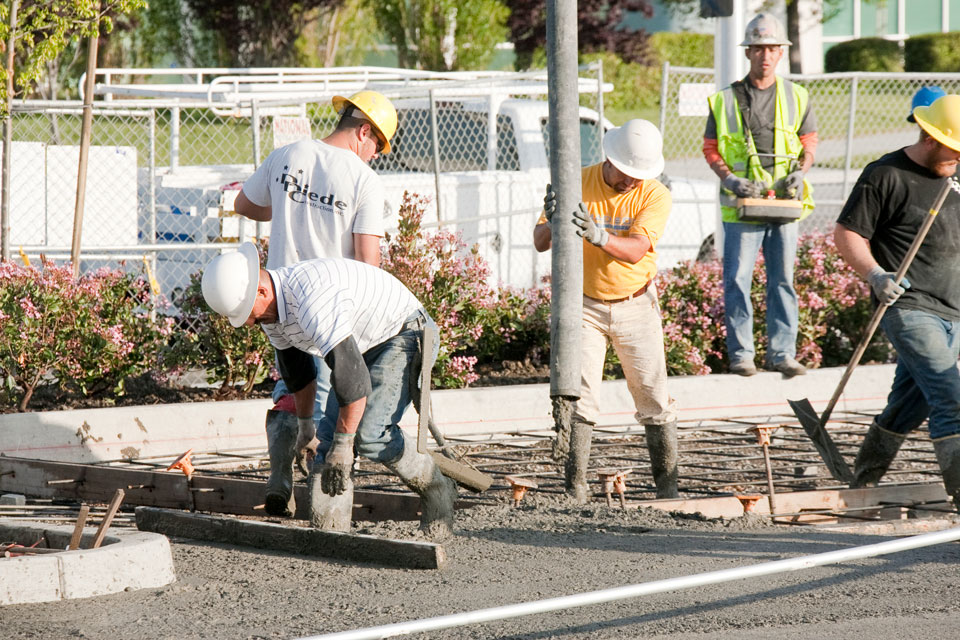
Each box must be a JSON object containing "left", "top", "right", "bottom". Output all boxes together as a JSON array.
[{"left": 534, "top": 119, "right": 679, "bottom": 501}]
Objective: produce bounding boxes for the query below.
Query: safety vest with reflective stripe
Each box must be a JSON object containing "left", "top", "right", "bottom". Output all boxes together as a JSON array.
[{"left": 708, "top": 77, "right": 815, "bottom": 224}]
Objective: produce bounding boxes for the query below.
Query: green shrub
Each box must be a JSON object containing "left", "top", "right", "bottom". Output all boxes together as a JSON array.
[
  {"left": 649, "top": 32, "right": 713, "bottom": 69},
  {"left": 825, "top": 37, "right": 903, "bottom": 72},
  {"left": 162, "top": 245, "right": 275, "bottom": 398},
  {"left": 579, "top": 51, "right": 660, "bottom": 112},
  {"left": 905, "top": 32, "right": 960, "bottom": 72}
]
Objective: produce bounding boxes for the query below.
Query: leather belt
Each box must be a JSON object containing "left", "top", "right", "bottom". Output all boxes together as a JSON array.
[{"left": 589, "top": 282, "right": 650, "bottom": 304}]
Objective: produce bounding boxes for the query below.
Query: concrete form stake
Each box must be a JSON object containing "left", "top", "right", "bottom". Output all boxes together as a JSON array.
[{"left": 303, "top": 526, "right": 960, "bottom": 640}]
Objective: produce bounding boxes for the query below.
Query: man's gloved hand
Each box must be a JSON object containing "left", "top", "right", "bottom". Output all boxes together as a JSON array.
[
  {"left": 775, "top": 171, "right": 805, "bottom": 199},
  {"left": 295, "top": 417, "right": 319, "bottom": 473},
  {"left": 867, "top": 265, "right": 911, "bottom": 306},
  {"left": 572, "top": 202, "right": 609, "bottom": 247},
  {"left": 722, "top": 174, "right": 765, "bottom": 198},
  {"left": 543, "top": 184, "right": 556, "bottom": 222},
  {"left": 321, "top": 432, "right": 356, "bottom": 496}
]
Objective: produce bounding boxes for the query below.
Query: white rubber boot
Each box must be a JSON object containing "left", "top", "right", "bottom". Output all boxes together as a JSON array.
[
  {"left": 307, "top": 469, "right": 354, "bottom": 531},
  {"left": 385, "top": 435, "right": 457, "bottom": 540},
  {"left": 264, "top": 410, "right": 297, "bottom": 517}
]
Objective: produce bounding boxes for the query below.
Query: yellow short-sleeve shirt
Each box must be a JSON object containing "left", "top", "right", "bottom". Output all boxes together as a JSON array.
[{"left": 538, "top": 163, "right": 672, "bottom": 300}]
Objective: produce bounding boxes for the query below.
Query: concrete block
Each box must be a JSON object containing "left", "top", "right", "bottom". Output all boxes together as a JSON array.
[
  {"left": 59, "top": 532, "right": 176, "bottom": 599},
  {"left": 0, "top": 494, "right": 26, "bottom": 506},
  {"left": 0, "top": 555, "right": 61, "bottom": 605}
]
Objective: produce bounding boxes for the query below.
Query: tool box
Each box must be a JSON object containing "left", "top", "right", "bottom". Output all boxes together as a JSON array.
[{"left": 736, "top": 196, "right": 803, "bottom": 223}]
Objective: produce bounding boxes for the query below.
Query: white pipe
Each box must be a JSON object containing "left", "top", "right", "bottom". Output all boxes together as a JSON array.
[{"left": 301, "top": 526, "right": 960, "bottom": 640}]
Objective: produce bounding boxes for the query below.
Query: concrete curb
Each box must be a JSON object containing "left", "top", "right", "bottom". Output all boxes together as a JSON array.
[
  {"left": 0, "top": 363, "right": 900, "bottom": 463},
  {"left": 0, "top": 519, "right": 176, "bottom": 605}
]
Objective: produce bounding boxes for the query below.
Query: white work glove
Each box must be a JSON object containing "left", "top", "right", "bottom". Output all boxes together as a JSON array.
[
  {"left": 722, "top": 174, "right": 765, "bottom": 198},
  {"left": 867, "top": 266, "right": 910, "bottom": 306},
  {"left": 295, "top": 417, "right": 319, "bottom": 471},
  {"left": 543, "top": 184, "right": 556, "bottom": 222},
  {"left": 572, "top": 202, "right": 609, "bottom": 247},
  {"left": 775, "top": 171, "right": 805, "bottom": 199},
  {"left": 321, "top": 432, "right": 355, "bottom": 496}
]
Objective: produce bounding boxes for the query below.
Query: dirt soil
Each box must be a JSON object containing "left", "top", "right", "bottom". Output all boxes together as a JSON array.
[{"left": 4, "top": 495, "right": 960, "bottom": 640}]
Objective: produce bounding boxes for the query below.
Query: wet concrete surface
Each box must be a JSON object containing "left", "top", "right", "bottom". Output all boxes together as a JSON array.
[{"left": 3, "top": 496, "right": 960, "bottom": 639}]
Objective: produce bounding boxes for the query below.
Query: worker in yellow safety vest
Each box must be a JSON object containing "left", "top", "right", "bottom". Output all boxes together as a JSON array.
[{"left": 703, "top": 13, "right": 817, "bottom": 379}]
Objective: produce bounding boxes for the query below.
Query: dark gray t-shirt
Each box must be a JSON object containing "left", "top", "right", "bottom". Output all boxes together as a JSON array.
[
  {"left": 705, "top": 77, "right": 817, "bottom": 173},
  {"left": 837, "top": 149, "right": 960, "bottom": 320}
]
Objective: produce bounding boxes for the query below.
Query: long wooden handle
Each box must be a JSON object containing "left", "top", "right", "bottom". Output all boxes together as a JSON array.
[
  {"left": 417, "top": 325, "right": 436, "bottom": 455},
  {"left": 820, "top": 178, "right": 954, "bottom": 426}
]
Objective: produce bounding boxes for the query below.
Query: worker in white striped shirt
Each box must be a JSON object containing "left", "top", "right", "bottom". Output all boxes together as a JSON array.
[{"left": 200, "top": 243, "right": 456, "bottom": 539}]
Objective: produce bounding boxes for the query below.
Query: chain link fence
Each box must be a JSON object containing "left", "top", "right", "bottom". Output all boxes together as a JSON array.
[
  {"left": 659, "top": 66, "right": 960, "bottom": 243},
  {"left": 7, "top": 66, "right": 955, "bottom": 329}
]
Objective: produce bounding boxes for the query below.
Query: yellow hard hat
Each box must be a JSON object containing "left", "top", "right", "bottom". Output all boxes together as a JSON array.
[
  {"left": 332, "top": 90, "right": 397, "bottom": 154},
  {"left": 914, "top": 95, "right": 960, "bottom": 152}
]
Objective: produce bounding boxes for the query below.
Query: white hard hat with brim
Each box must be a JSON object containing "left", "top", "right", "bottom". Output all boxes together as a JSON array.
[
  {"left": 201, "top": 242, "right": 261, "bottom": 328},
  {"left": 602, "top": 119, "right": 665, "bottom": 180}
]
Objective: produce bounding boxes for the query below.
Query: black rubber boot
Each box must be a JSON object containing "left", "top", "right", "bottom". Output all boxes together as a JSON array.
[
  {"left": 264, "top": 410, "right": 297, "bottom": 517},
  {"left": 850, "top": 422, "right": 907, "bottom": 488},
  {"left": 645, "top": 422, "right": 679, "bottom": 499},
  {"left": 933, "top": 436, "right": 960, "bottom": 511},
  {"left": 385, "top": 434, "right": 458, "bottom": 540},
  {"left": 565, "top": 420, "right": 592, "bottom": 504}
]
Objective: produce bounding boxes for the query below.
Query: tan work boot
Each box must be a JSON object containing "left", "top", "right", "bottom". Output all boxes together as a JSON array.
[
  {"left": 645, "top": 422, "right": 679, "bottom": 499},
  {"left": 385, "top": 434, "right": 458, "bottom": 540},
  {"left": 264, "top": 410, "right": 297, "bottom": 517},
  {"left": 850, "top": 421, "right": 907, "bottom": 488}
]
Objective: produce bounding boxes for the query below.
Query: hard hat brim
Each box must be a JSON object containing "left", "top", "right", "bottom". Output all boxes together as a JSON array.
[
  {"left": 739, "top": 38, "right": 791, "bottom": 46},
  {"left": 332, "top": 94, "right": 392, "bottom": 154},
  {"left": 914, "top": 104, "right": 960, "bottom": 153},
  {"left": 228, "top": 242, "right": 261, "bottom": 328}
]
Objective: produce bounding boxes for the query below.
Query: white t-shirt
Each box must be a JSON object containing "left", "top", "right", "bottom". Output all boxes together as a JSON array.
[
  {"left": 263, "top": 258, "right": 423, "bottom": 357},
  {"left": 242, "top": 139, "right": 386, "bottom": 269}
]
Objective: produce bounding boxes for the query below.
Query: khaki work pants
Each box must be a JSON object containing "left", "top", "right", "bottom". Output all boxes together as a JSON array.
[{"left": 575, "top": 288, "right": 678, "bottom": 426}]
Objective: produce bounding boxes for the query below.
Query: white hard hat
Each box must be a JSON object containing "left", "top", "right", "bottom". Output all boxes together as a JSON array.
[
  {"left": 201, "top": 242, "right": 261, "bottom": 328},
  {"left": 602, "top": 119, "right": 664, "bottom": 180},
  {"left": 741, "top": 13, "right": 791, "bottom": 46}
]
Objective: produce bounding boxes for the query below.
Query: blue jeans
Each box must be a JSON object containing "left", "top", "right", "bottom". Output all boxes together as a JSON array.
[
  {"left": 273, "top": 357, "right": 339, "bottom": 455},
  {"left": 722, "top": 221, "right": 799, "bottom": 365},
  {"left": 877, "top": 306, "right": 960, "bottom": 440},
  {"left": 315, "top": 310, "right": 438, "bottom": 463}
]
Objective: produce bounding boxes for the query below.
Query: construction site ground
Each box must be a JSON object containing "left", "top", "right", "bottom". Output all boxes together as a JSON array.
[{"left": 4, "top": 408, "right": 960, "bottom": 639}]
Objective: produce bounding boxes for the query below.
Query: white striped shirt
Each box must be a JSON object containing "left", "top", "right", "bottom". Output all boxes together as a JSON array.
[{"left": 262, "top": 258, "right": 423, "bottom": 357}]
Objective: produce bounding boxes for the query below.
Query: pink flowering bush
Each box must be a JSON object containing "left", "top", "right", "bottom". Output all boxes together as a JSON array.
[
  {"left": 0, "top": 260, "right": 171, "bottom": 411},
  {"left": 475, "top": 283, "right": 552, "bottom": 364},
  {"left": 383, "top": 192, "right": 496, "bottom": 388},
  {"left": 163, "top": 247, "right": 275, "bottom": 398},
  {"left": 655, "top": 232, "right": 892, "bottom": 375}
]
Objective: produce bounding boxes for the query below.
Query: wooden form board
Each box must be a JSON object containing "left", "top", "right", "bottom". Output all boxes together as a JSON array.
[
  {"left": 135, "top": 507, "right": 446, "bottom": 570},
  {"left": 0, "top": 456, "right": 435, "bottom": 523},
  {"left": 637, "top": 483, "right": 949, "bottom": 524}
]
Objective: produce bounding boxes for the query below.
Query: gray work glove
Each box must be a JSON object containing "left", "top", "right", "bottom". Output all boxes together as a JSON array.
[
  {"left": 321, "top": 432, "right": 355, "bottom": 496},
  {"left": 543, "top": 184, "right": 556, "bottom": 222},
  {"left": 572, "top": 202, "right": 609, "bottom": 247},
  {"left": 775, "top": 171, "right": 805, "bottom": 199},
  {"left": 722, "top": 174, "right": 765, "bottom": 198},
  {"left": 295, "top": 416, "right": 319, "bottom": 473},
  {"left": 867, "top": 266, "right": 911, "bottom": 306}
]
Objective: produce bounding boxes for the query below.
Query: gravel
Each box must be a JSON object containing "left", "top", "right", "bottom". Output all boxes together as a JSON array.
[{"left": 3, "top": 496, "right": 960, "bottom": 640}]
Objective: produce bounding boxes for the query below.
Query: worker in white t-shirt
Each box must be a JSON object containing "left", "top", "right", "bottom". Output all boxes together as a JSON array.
[
  {"left": 233, "top": 91, "right": 398, "bottom": 518},
  {"left": 200, "top": 244, "right": 456, "bottom": 539}
]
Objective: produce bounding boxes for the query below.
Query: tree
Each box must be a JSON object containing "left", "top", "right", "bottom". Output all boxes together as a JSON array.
[
  {"left": 183, "top": 0, "right": 343, "bottom": 67},
  {"left": 506, "top": 0, "right": 654, "bottom": 70},
  {"left": 0, "top": 0, "right": 146, "bottom": 111},
  {"left": 371, "top": 0, "right": 510, "bottom": 71}
]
